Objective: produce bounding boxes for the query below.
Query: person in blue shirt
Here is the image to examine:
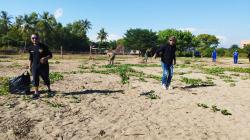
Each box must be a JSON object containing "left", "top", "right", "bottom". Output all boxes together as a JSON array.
[
  {"left": 212, "top": 49, "right": 217, "bottom": 62},
  {"left": 233, "top": 50, "right": 239, "bottom": 64}
]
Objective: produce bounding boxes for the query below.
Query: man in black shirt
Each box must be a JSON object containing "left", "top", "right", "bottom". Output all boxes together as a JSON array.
[
  {"left": 153, "top": 36, "right": 176, "bottom": 90},
  {"left": 28, "top": 33, "right": 52, "bottom": 99}
]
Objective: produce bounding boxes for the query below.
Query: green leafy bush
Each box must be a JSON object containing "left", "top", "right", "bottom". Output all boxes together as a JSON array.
[
  {"left": 49, "top": 72, "right": 64, "bottom": 84},
  {"left": 0, "top": 77, "right": 10, "bottom": 95}
]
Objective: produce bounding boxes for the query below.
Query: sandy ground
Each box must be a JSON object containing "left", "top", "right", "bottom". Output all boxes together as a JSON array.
[{"left": 0, "top": 54, "right": 250, "bottom": 140}]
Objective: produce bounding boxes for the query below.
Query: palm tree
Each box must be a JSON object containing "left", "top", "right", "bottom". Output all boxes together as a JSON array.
[
  {"left": 21, "top": 14, "right": 35, "bottom": 50},
  {"left": 37, "top": 12, "right": 55, "bottom": 43},
  {"left": 14, "top": 15, "right": 23, "bottom": 29},
  {"left": 82, "top": 19, "right": 92, "bottom": 33},
  {"left": 97, "top": 28, "right": 108, "bottom": 52},
  {"left": 0, "top": 11, "right": 12, "bottom": 34}
]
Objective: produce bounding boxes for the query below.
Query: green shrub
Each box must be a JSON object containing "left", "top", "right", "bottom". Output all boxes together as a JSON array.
[
  {"left": 224, "top": 67, "right": 250, "bottom": 74},
  {"left": 181, "top": 77, "right": 215, "bottom": 86},
  {"left": 49, "top": 72, "right": 64, "bottom": 84},
  {"left": 204, "top": 67, "right": 224, "bottom": 75},
  {"left": 0, "top": 77, "right": 10, "bottom": 96}
]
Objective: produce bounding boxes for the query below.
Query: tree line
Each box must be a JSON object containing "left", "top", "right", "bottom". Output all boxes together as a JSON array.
[{"left": 0, "top": 11, "right": 249, "bottom": 57}]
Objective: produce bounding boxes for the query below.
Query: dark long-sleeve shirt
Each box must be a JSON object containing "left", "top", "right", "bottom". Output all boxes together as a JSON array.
[
  {"left": 28, "top": 43, "right": 52, "bottom": 68},
  {"left": 155, "top": 44, "right": 176, "bottom": 65}
]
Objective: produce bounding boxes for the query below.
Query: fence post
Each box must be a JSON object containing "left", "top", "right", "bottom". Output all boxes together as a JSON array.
[{"left": 61, "top": 46, "right": 63, "bottom": 59}]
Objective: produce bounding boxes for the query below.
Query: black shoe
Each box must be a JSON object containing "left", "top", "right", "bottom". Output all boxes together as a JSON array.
[
  {"left": 32, "top": 93, "right": 40, "bottom": 99},
  {"left": 47, "top": 90, "right": 55, "bottom": 97}
]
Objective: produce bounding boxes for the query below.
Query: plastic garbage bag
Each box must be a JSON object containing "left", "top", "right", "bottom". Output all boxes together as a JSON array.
[{"left": 9, "top": 71, "right": 31, "bottom": 94}]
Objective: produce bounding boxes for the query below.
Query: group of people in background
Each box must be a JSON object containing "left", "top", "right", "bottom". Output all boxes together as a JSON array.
[{"left": 212, "top": 49, "right": 250, "bottom": 64}]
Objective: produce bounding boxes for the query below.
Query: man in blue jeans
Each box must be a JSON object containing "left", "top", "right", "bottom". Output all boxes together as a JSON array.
[{"left": 153, "top": 36, "right": 176, "bottom": 90}]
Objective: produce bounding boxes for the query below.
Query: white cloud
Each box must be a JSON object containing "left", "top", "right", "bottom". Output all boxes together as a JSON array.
[
  {"left": 216, "top": 35, "right": 227, "bottom": 42},
  {"left": 216, "top": 35, "right": 229, "bottom": 47},
  {"left": 54, "top": 8, "right": 63, "bottom": 19},
  {"left": 178, "top": 27, "right": 197, "bottom": 33}
]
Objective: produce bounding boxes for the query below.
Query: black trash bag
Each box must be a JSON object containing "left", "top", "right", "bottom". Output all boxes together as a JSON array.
[{"left": 9, "top": 71, "right": 31, "bottom": 94}]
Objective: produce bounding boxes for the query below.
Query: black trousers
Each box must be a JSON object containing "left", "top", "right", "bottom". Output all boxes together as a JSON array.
[{"left": 32, "top": 65, "right": 50, "bottom": 87}]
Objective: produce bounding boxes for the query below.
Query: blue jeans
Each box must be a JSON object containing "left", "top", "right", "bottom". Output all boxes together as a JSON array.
[
  {"left": 161, "top": 61, "right": 174, "bottom": 86},
  {"left": 234, "top": 56, "right": 238, "bottom": 64}
]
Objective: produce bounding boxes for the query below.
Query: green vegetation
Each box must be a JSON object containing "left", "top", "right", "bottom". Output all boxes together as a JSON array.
[
  {"left": 124, "top": 28, "right": 158, "bottom": 56},
  {"left": 197, "top": 103, "right": 209, "bottom": 108},
  {"left": 175, "top": 64, "right": 189, "bottom": 68},
  {"left": 221, "top": 109, "right": 232, "bottom": 115},
  {"left": 0, "top": 77, "right": 10, "bottom": 95},
  {"left": 92, "top": 64, "right": 162, "bottom": 84},
  {"left": 204, "top": 67, "right": 224, "bottom": 75},
  {"left": 158, "top": 29, "right": 194, "bottom": 56},
  {"left": 181, "top": 77, "right": 215, "bottom": 87},
  {"left": 224, "top": 67, "right": 250, "bottom": 74},
  {"left": 118, "top": 65, "right": 130, "bottom": 84},
  {"left": 204, "top": 67, "right": 250, "bottom": 75},
  {"left": 49, "top": 72, "right": 64, "bottom": 84},
  {"left": 22, "top": 95, "right": 32, "bottom": 102},
  {"left": 140, "top": 90, "right": 160, "bottom": 99},
  {"left": 198, "top": 103, "right": 232, "bottom": 116},
  {"left": 211, "top": 105, "right": 220, "bottom": 112}
]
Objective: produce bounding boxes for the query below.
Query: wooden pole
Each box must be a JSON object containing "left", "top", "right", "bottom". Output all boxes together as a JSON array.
[{"left": 61, "top": 46, "right": 63, "bottom": 59}]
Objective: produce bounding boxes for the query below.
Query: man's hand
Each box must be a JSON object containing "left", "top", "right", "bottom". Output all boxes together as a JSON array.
[
  {"left": 174, "top": 60, "right": 176, "bottom": 65},
  {"left": 40, "top": 57, "right": 48, "bottom": 64}
]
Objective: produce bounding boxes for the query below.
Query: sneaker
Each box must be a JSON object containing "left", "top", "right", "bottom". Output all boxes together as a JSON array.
[
  {"left": 162, "top": 84, "right": 167, "bottom": 90},
  {"left": 32, "top": 93, "right": 40, "bottom": 99}
]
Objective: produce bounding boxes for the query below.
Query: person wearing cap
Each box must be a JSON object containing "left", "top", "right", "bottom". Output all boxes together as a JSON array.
[
  {"left": 233, "top": 50, "right": 239, "bottom": 64},
  {"left": 28, "top": 33, "right": 53, "bottom": 99},
  {"left": 153, "top": 36, "right": 177, "bottom": 90}
]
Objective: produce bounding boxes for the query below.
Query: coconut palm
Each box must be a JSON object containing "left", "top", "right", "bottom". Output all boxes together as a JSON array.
[
  {"left": 37, "top": 12, "right": 55, "bottom": 43},
  {"left": 0, "top": 11, "right": 12, "bottom": 34},
  {"left": 97, "top": 28, "right": 108, "bottom": 52},
  {"left": 82, "top": 19, "right": 92, "bottom": 33}
]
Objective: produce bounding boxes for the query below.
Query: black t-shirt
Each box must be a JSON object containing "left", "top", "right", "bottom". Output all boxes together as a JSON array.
[
  {"left": 155, "top": 44, "right": 176, "bottom": 65},
  {"left": 28, "top": 43, "right": 52, "bottom": 67}
]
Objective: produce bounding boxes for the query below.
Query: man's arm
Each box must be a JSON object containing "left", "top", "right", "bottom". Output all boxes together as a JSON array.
[
  {"left": 153, "top": 45, "right": 164, "bottom": 59},
  {"left": 40, "top": 45, "right": 52, "bottom": 64},
  {"left": 173, "top": 53, "right": 176, "bottom": 65},
  {"left": 28, "top": 47, "right": 33, "bottom": 70}
]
